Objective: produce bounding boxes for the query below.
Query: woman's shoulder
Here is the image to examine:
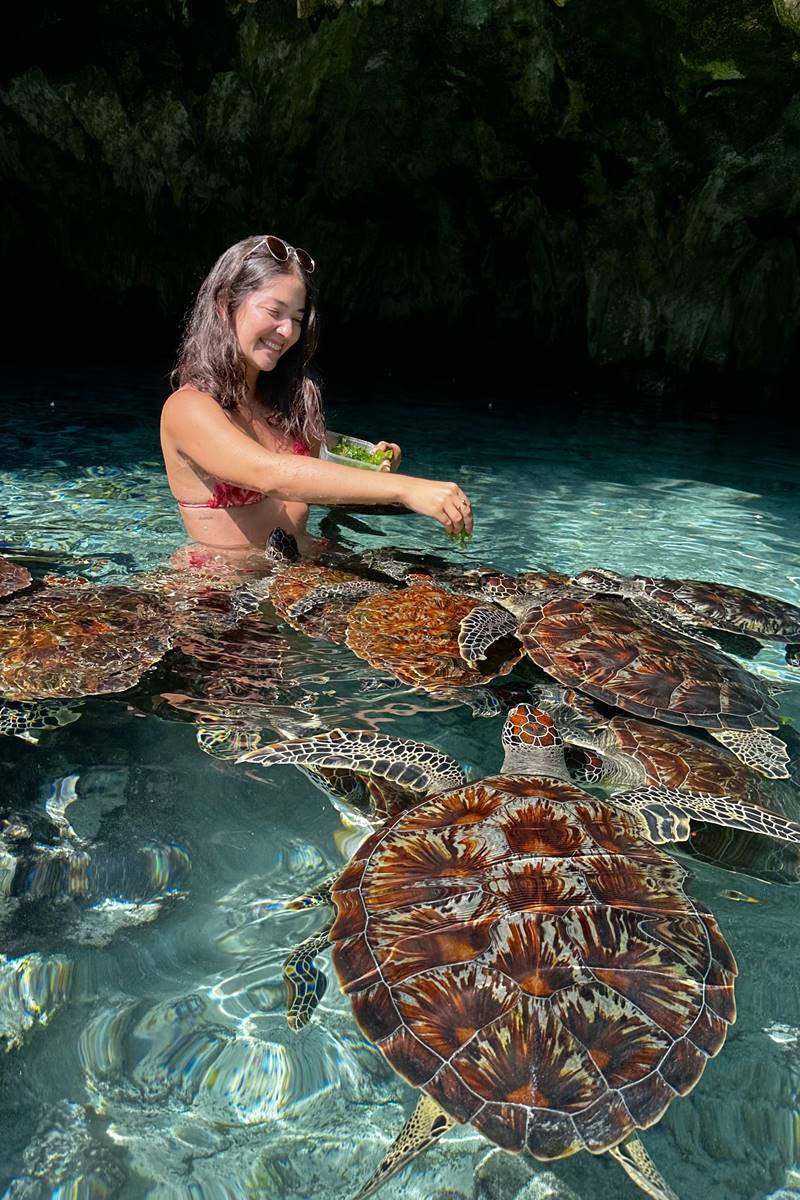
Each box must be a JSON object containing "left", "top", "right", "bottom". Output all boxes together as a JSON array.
[{"left": 161, "top": 385, "right": 224, "bottom": 426}]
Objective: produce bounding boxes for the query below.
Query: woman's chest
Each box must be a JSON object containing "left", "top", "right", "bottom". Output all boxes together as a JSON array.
[{"left": 228, "top": 409, "right": 292, "bottom": 454}]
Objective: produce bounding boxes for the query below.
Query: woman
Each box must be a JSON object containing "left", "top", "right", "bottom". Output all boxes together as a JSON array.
[{"left": 161, "top": 234, "right": 473, "bottom": 557}]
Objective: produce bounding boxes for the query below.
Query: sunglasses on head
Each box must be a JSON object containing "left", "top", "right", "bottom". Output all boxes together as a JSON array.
[{"left": 254, "top": 234, "right": 315, "bottom": 274}]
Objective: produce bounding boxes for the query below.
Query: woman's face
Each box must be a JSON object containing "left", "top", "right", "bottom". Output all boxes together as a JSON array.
[{"left": 233, "top": 271, "right": 307, "bottom": 379}]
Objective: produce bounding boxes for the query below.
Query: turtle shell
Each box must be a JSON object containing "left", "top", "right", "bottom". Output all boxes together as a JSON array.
[
  {"left": 0, "top": 586, "right": 174, "bottom": 700},
  {"left": 0, "top": 555, "right": 32, "bottom": 599},
  {"left": 638, "top": 577, "right": 800, "bottom": 640},
  {"left": 331, "top": 775, "right": 736, "bottom": 1159},
  {"left": 345, "top": 583, "right": 523, "bottom": 690},
  {"left": 518, "top": 595, "right": 779, "bottom": 732}
]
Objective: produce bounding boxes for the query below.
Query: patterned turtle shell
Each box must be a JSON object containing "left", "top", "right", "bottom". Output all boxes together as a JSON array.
[
  {"left": 330, "top": 771, "right": 736, "bottom": 1160},
  {"left": 0, "top": 585, "right": 174, "bottom": 700},
  {"left": 0, "top": 555, "right": 32, "bottom": 600},
  {"left": 345, "top": 582, "right": 524, "bottom": 690},
  {"left": 517, "top": 595, "right": 780, "bottom": 733}
]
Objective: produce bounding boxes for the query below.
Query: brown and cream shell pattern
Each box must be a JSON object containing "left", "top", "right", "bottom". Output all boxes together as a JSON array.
[
  {"left": 330, "top": 772, "right": 737, "bottom": 1161},
  {"left": 517, "top": 594, "right": 781, "bottom": 733},
  {"left": 0, "top": 585, "right": 174, "bottom": 701},
  {"left": 345, "top": 582, "right": 523, "bottom": 690}
]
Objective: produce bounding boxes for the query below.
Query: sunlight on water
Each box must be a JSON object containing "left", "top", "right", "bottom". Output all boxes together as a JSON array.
[{"left": 0, "top": 377, "right": 799, "bottom": 1200}]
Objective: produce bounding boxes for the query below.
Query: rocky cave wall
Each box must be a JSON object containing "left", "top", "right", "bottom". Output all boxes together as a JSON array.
[{"left": 2, "top": 0, "right": 799, "bottom": 373}]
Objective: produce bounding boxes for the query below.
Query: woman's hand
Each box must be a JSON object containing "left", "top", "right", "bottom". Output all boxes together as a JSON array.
[
  {"left": 398, "top": 477, "right": 473, "bottom": 534},
  {"left": 373, "top": 440, "right": 402, "bottom": 472}
]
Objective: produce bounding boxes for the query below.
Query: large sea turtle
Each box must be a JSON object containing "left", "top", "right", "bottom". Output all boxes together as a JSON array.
[
  {"left": 239, "top": 705, "right": 736, "bottom": 1200},
  {"left": 573, "top": 570, "right": 800, "bottom": 665},
  {"left": 457, "top": 577, "right": 790, "bottom": 778}
]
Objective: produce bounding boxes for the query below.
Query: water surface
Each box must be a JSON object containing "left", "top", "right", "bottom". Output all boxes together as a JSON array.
[{"left": 0, "top": 373, "right": 798, "bottom": 1200}]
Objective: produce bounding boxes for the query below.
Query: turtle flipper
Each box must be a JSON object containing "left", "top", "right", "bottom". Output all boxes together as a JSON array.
[
  {"left": 458, "top": 604, "right": 518, "bottom": 666},
  {"left": 0, "top": 700, "right": 82, "bottom": 743},
  {"left": 613, "top": 786, "right": 800, "bottom": 845},
  {"left": 283, "top": 917, "right": 334, "bottom": 1030},
  {"left": 608, "top": 1135, "right": 680, "bottom": 1200},
  {"left": 230, "top": 578, "right": 274, "bottom": 621},
  {"left": 285, "top": 874, "right": 336, "bottom": 911},
  {"left": 709, "top": 728, "right": 789, "bottom": 778},
  {"left": 786, "top": 642, "right": 800, "bottom": 667},
  {"left": 351, "top": 1094, "right": 455, "bottom": 1200},
  {"left": 287, "top": 580, "right": 389, "bottom": 621},
  {"left": 238, "top": 728, "right": 466, "bottom": 798},
  {"left": 565, "top": 744, "right": 607, "bottom": 785},
  {"left": 629, "top": 597, "right": 722, "bottom": 650}
]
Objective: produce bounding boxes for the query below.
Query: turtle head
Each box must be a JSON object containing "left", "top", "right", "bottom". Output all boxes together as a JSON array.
[
  {"left": 573, "top": 568, "right": 626, "bottom": 593},
  {"left": 266, "top": 528, "right": 300, "bottom": 564},
  {"left": 501, "top": 704, "right": 570, "bottom": 780}
]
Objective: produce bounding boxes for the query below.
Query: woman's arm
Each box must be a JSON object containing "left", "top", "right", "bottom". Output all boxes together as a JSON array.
[{"left": 162, "top": 390, "right": 472, "bottom": 534}]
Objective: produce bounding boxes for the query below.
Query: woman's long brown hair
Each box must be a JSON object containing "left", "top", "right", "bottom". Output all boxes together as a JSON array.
[{"left": 171, "top": 235, "right": 325, "bottom": 447}]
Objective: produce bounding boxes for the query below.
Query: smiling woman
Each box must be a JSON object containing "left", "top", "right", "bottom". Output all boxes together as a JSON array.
[{"left": 160, "top": 234, "right": 474, "bottom": 554}]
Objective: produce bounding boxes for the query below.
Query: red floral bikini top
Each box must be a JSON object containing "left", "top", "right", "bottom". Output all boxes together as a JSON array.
[{"left": 178, "top": 439, "right": 311, "bottom": 509}]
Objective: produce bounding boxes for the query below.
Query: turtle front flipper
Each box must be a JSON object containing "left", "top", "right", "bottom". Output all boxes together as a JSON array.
[
  {"left": 351, "top": 1093, "right": 455, "bottom": 1200},
  {"left": 608, "top": 1135, "right": 680, "bottom": 1200},
  {"left": 709, "top": 728, "right": 789, "bottom": 778},
  {"left": 0, "top": 699, "right": 83, "bottom": 743},
  {"left": 287, "top": 579, "right": 389, "bottom": 621},
  {"left": 238, "top": 728, "right": 466, "bottom": 799},
  {"left": 613, "top": 786, "right": 800, "bottom": 845},
  {"left": 458, "top": 604, "right": 518, "bottom": 666},
  {"left": 283, "top": 916, "right": 334, "bottom": 1030},
  {"left": 629, "top": 597, "right": 722, "bottom": 650}
]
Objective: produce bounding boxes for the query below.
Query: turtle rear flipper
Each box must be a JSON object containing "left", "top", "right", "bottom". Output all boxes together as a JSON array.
[
  {"left": 612, "top": 786, "right": 800, "bottom": 845},
  {"left": 709, "top": 728, "right": 789, "bottom": 778},
  {"left": 608, "top": 1136, "right": 680, "bottom": 1200},
  {"left": 458, "top": 604, "right": 518, "bottom": 665},
  {"left": 351, "top": 1094, "right": 455, "bottom": 1200},
  {"left": 283, "top": 918, "right": 333, "bottom": 1030},
  {"left": 237, "top": 728, "right": 466, "bottom": 798}
]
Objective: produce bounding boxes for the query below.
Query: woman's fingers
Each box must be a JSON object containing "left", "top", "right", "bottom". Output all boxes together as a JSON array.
[
  {"left": 400, "top": 478, "right": 473, "bottom": 533},
  {"left": 374, "top": 440, "right": 402, "bottom": 471}
]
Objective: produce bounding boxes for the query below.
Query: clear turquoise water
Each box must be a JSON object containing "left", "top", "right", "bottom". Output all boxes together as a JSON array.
[{"left": 0, "top": 373, "right": 799, "bottom": 1200}]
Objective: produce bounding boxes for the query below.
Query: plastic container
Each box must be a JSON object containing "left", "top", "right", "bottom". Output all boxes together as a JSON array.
[{"left": 319, "top": 431, "right": 387, "bottom": 470}]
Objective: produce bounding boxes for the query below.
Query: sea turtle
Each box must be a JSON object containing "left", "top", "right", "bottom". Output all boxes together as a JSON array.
[
  {"left": 528, "top": 686, "right": 800, "bottom": 848},
  {"left": 573, "top": 570, "right": 800, "bottom": 665},
  {"left": 345, "top": 582, "right": 524, "bottom": 691},
  {"left": 0, "top": 584, "right": 175, "bottom": 702},
  {"left": 456, "top": 577, "right": 790, "bottom": 778},
  {"left": 238, "top": 705, "right": 736, "bottom": 1200},
  {"left": 235, "top": 530, "right": 491, "bottom": 644},
  {"left": 0, "top": 554, "right": 32, "bottom": 599}
]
